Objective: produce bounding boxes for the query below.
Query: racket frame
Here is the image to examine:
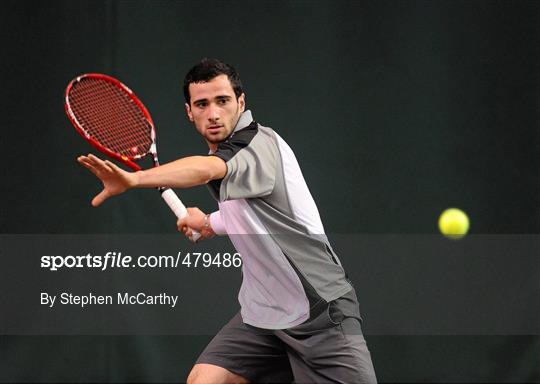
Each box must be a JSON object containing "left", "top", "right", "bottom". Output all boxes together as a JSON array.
[
  {"left": 65, "top": 73, "right": 158, "bottom": 171},
  {"left": 65, "top": 73, "right": 200, "bottom": 240}
]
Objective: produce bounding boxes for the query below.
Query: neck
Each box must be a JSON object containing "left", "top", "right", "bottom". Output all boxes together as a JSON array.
[{"left": 208, "top": 142, "right": 218, "bottom": 153}]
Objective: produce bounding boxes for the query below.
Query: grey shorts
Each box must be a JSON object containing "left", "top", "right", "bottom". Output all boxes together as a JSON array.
[{"left": 196, "top": 289, "right": 377, "bottom": 384}]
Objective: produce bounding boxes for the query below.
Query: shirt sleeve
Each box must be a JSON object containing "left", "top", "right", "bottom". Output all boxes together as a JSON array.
[
  {"left": 209, "top": 210, "right": 227, "bottom": 235},
  {"left": 213, "top": 125, "right": 278, "bottom": 202}
]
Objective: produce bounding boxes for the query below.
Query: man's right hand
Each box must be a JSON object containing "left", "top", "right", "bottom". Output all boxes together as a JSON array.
[
  {"left": 177, "top": 207, "right": 216, "bottom": 242},
  {"left": 77, "top": 154, "right": 139, "bottom": 206}
]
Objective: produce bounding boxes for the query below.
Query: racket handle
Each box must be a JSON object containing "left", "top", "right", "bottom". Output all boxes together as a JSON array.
[{"left": 161, "top": 188, "right": 201, "bottom": 242}]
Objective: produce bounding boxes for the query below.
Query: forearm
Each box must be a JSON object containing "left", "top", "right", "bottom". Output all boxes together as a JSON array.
[{"left": 135, "top": 156, "right": 226, "bottom": 189}]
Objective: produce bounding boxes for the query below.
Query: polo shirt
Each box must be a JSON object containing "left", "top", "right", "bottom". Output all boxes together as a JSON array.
[{"left": 207, "top": 110, "right": 352, "bottom": 329}]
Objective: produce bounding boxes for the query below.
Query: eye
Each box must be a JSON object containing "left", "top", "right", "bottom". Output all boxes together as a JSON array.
[
  {"left": 196, "top": 101, "right": 207, "bottom": 108},
  {"left": 217, "top": 98, "right": 228, "bottom": 105}
]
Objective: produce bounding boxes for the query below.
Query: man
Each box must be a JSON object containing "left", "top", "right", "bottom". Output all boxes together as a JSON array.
[{"left": 78, "top": 58, "right": 377, "bottom": 383}]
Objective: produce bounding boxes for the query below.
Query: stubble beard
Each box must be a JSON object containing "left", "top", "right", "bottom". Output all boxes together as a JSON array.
[{"left": 204, "top": 105, "right": 241, "bottom": 144}]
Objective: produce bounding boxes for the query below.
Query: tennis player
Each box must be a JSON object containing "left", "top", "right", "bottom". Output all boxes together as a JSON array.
[{"left": 79, "top": 58, "right": 377, "bottom": 383}]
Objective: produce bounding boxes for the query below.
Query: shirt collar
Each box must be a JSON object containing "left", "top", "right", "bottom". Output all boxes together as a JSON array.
[{"left": 232, "top": 110, "right": 253, "bottom": 133}]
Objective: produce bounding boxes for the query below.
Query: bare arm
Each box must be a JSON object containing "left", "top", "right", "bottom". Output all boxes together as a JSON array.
[
  {"left": 136, "top": 155, "right": 226, "bottom": 188},
  {"left": 77, "top": 154, "right": 226, "bottom": 206}
]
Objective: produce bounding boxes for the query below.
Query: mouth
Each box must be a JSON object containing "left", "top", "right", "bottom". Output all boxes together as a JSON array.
[{"left": 207, "top": 125, "right": 224, "bottom": 133}]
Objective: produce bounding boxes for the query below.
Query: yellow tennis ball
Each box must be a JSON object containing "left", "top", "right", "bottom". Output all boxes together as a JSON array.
[{"left": 438, "top": 208, "right": 470, "bottom": 239}]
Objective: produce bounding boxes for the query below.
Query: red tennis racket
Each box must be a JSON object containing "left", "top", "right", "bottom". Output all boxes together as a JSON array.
[{"left": 65, "top": 73, "right": 200, "bottom": 240}]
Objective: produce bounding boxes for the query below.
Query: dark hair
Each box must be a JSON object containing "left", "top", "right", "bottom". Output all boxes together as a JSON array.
[{"left": 183, "top": 58, "right": 243, "bottom": 104}]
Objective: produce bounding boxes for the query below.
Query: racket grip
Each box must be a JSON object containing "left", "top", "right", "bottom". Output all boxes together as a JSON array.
[{"left": 161, "top": 188, "right": 201, "bottom": 242}]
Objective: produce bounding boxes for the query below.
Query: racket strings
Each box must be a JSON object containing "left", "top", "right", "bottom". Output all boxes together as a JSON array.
[{"left": 68, "top": 78, "right": 153, "bottom": 157}]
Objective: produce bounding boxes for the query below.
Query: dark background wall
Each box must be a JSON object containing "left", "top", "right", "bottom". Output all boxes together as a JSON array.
[{"left": 0, "top": 0, "right": 538, "bottom": 382}]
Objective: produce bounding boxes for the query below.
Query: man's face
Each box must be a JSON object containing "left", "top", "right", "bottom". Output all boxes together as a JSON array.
[{"left": 185, "top": 74, "right": 245, "bottom": 148}]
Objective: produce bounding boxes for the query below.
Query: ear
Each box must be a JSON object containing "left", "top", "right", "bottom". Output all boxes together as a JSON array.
[
  {"left": 238, "top": 93, "right": 246, "bottom": 113},
  {"left": 185, "top": 103, "right": 194, "bottom": 122}
]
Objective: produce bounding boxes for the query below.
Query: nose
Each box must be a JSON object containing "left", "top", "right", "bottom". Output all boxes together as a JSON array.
[{"left": 207, "top": 104, "right": 220, "bottom": 122}]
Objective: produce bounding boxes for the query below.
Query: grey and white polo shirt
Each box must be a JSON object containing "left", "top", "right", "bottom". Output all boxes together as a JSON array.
[{"left": 208, "top": 110, "right": 352, "bottom": 329}]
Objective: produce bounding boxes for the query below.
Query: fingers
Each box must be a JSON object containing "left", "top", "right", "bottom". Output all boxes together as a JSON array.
[
  {"left": 78, "top": 157, "right": 99, "bottom": 176},
  {"left": 177, "top": 208, "right": 204, "bottom": 231},
  {"left": 175, "top": 221, "right": 197, "bottom": 243},
  {"left": 177, "top": 209, "right": 206, "bottom": 243},
  {"left": 78, "top": 154, "right": 115, "bottom": 176},
  {"left": 177, "top": 217, "right": 186, "bottom": 231},
  {"left": 91, "top": 189, "right": 110, "bottom": 207},
  {"left": 104, "top": 159, "right": 122, "bottom": 173},
  {"left": 177, "top": 216, "right": 195, "bottom": 233},
  {"left": 87, "top": 154, "right": 115, "bottom": 173}
]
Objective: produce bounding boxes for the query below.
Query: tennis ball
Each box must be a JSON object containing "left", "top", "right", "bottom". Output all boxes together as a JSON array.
[{"left": 438, "top": 208, "right": 469, "bottom": 239}]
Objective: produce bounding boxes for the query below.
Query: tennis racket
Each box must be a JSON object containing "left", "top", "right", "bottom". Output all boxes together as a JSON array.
[{"left": 65, "top": 73, "right": 200, "bottom": 241}]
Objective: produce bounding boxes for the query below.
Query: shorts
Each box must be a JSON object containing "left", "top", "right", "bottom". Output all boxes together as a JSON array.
[{"left": 196, "top": 289, "right": 377, "bottom": 384}]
